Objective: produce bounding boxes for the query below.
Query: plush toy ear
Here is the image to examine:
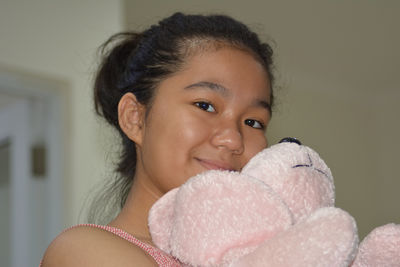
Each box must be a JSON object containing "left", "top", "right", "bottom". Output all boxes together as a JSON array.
[
  {"left": 242, "top": 142, "right": 335, "bottom": 222},
  {"left": 232, "top": 207, "right": 359, "bottom": 267},
  {"left": 148, "top": 187, "right": 179, "bottom": 254},
  {"left": 352, "top": 223, "right": 400, "bottom": 267}
]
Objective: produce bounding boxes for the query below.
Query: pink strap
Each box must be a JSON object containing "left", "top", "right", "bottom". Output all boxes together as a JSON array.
[
  {"left": 73, "top": 224, "right": 181, "bottom": 266},
  {"left": 39, "top": 224, "right": 181, "bottom": 267}
]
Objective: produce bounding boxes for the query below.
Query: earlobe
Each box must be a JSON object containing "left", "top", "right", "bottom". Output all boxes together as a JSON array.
[{"left": 118, "top": 93, "right": 145, "bottom": 145}]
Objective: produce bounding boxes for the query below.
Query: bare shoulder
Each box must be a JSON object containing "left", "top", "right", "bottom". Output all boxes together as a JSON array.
[{"left": 41, "top": 225, "right": 157, "bottom": 267}]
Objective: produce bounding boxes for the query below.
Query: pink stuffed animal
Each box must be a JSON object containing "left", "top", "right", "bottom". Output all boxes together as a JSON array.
[
  {"left": 352, "top": 223, "right": 400, "bottom": 266},
  {"left": 149, "top": 139, "right": 400, "bottom": 266}
]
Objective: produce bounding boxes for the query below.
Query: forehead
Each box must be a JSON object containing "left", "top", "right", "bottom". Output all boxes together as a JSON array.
[
  {"left": 181, "top": 39, "right": 268, "bottom": 75},
  {"left": 175, "top": 46, "right": 271, "bottom": 100}
]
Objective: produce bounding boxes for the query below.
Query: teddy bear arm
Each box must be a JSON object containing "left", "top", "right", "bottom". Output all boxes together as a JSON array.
[
  {"left": 150, "top": 171, "right": 294, "bottom": 267},
  {"left": 351, "top": 223, "right": 400, "bottom": 267},
  {"left": 230, "top": 207, "right": 358, "bottom": 267}
]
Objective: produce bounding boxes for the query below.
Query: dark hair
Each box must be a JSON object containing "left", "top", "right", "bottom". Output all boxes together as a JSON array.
[{"left": 89, "top": 12, "right": 275, "bottom": 223}]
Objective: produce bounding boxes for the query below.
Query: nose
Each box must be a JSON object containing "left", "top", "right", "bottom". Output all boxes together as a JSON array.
[{"left": 210, "top": 123, "right": 244, "bottom": 154}]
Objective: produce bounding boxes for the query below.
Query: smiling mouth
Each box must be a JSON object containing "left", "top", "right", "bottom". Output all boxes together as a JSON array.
[{"left": 196, "top": 158, "right": 235, "bottom": 171}]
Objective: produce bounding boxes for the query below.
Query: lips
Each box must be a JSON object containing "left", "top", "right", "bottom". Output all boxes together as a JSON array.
[{"left": 196, "top": 158, "right": 236, "bottom": 171}]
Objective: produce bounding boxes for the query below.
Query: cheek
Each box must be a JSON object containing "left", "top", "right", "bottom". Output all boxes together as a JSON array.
[
  {"left": 165, "top": 111, "right": 211, "bottom": 163},
  {"left": 242, "top": 134, "right": 268, "bottom": 164},
  {"left": 175, "top": 116, "right": 210, "bottom": 142},
  {"left": 142, "top": 109, "right": 211, "bottom": 188}
]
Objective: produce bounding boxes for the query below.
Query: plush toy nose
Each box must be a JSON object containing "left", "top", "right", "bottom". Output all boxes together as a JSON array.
[{"left": 279, "top": 137, "right": 302, "bottom": 145}]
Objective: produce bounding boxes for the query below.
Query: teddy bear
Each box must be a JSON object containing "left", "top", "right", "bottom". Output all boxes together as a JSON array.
[{"left": 148, "top": 138, "right": 400, "bottom": 266}]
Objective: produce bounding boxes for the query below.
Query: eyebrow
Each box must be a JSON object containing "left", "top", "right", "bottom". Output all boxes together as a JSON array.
[
  {"left": 184, "top": 81, "right": 230, "bottom": 96},
  {"left": 254, "top": 99, "right": 272, "bottom": 114},
  {"left": 184, "top": 81, "right": 271, "bottom": 114}
]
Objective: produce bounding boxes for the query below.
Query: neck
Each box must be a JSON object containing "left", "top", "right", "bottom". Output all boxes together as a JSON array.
[{"left": 108, "top": 176, "right": 162, "bottom": 245}]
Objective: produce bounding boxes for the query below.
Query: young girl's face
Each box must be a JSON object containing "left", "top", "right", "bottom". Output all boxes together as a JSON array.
[{"left": 135, "top": 46, "right": 271, "bottom": 197}]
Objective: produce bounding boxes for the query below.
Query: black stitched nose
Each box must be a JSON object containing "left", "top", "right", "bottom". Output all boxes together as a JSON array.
[{"left": 279, "top": 137, "right": 302, "bottom": 145}]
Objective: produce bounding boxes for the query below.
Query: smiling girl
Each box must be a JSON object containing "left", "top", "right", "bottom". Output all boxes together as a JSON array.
[{"left": 42, "top": 12, "right": 275, "bottom": 266}]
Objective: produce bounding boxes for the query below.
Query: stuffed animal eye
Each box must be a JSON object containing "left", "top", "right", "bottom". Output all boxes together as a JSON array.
[
  {"left": 244, "top": 119, "right": 264, "bottom": 129},
  {"left": 195, "top": 101, "right": 216, "bottom": 112},
  {"left": 279, "top": 137, "right": 302, "bottom": 145}
]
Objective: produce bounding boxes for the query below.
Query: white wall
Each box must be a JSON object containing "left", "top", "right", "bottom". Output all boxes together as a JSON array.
[
  {"left": 0, "top": 142, "right": 11, "bottom": 267},
  {"left": 125, "top": 0, "right": 400, "bottom": 238},
  {"left": 0, "top": 0, "right": 123, "bottom": 226},
  {"left": 1, "top": 0, "right": 398, "bottom": 242}
]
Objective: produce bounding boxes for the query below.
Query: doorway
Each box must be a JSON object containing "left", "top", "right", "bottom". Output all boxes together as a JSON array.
[{"left": 0, "top": 68, "right": 66, "bottom": 267}]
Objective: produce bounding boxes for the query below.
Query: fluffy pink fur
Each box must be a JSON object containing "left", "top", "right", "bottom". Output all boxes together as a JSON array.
[
  {"left": 232, "top": 207, "right": 358, "bottom": 267},
  {"left": 150, "top": 171, "right": 293, "bottom": 265},
  {"left": 352, "top": 223, "right": 400, "bottom": 267},
  {"left": 148, "top": 142, "right": 400, "bottom": 266},
  {"left": 242, "top": 143, "right": 335, "bottom": 222}
]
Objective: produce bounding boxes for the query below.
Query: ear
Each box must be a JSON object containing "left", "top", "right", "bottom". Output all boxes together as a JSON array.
[{"left": 118, "top": 92, "right": 146, "bottom": 145}]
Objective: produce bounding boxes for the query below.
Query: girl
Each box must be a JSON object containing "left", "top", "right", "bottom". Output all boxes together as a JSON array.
[{"left": 42, "top": 12, "right": 275, "bottom": 266}]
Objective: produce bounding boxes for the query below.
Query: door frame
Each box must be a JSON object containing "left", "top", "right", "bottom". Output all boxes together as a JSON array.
[
  {"left": 0, "top": 66, "right": 68, "bottom": 266},
  {"left": 0, "top": 99, "right": 31, "bottom": 267}
]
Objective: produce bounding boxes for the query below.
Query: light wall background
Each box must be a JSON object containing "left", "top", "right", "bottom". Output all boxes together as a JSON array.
[
  {"left": 125, "top": 1, "right": 400, "bottom": 238},
  {"left": 0, "top": 0, "right": 398, "bottom": 241},
  {"left": 0, "top": 0, "right": 124, "bottom": 227}
]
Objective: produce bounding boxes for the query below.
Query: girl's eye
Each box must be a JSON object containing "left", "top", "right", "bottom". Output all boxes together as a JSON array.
[
  {"left": 244, "top": 119, "right": 264, "bottom": 129},
  {"left": 195, "top": 101, "right": 216, "bottom": 113}
]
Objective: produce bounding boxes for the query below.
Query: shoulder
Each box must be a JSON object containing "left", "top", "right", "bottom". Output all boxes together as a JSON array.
[{"left": 41, "top": 225, "right": 157, "bottom": 267}]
